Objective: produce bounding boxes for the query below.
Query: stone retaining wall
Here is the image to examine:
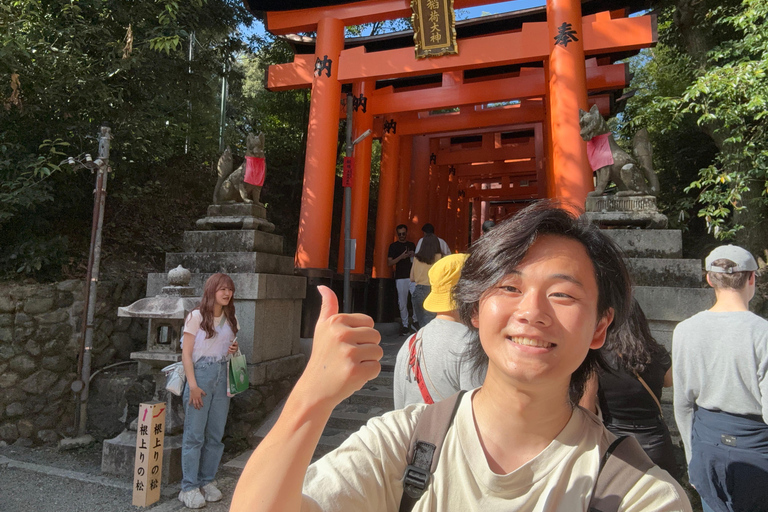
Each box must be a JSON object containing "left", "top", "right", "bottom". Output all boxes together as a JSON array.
[{"left": 0, "top": 279, "right": 147, "bottom": 446}]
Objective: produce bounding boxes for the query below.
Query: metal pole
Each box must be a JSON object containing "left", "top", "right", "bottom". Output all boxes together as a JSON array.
[
  {"left": 343, "top": 93, "right": 353, "bottom": 313},
  {"left": 218, "top": 60, "right": 228, "bottom": 152},
  {"left": 185, "top": 31, "right": 194, "bottom": 155},
  {"left": 77, "top": 125, "right": 111, "bottom": 438}
]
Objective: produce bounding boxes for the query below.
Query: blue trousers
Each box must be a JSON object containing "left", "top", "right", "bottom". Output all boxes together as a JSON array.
[
  {"left": 412, "top": 284, "right": 435, "bottom": 327},
  {"left": 690, "top": 407, "right": 768, "bottom": 512},
  {"left": 181, "top": 359, "right": 230, "bottom": 491}
]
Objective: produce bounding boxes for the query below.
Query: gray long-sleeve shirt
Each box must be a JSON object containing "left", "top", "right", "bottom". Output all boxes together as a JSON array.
[
  {"left": 393, "top": 318, "right": 485, "bottom": 409},
  {"left": 672, "top": 310, "right": 768, "bottom": 462}
]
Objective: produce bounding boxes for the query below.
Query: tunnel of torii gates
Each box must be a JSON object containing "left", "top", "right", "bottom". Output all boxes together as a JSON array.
[{"left": 247, "top": 0, "right": 656, "bottom": 324}]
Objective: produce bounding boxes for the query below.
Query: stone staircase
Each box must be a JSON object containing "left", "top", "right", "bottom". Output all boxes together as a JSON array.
[{"left": 601, "top": 228, "right": 714, "bottom": 351}]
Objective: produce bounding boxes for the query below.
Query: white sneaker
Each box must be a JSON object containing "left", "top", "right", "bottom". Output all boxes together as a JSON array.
[
  {"left": 178, "top": 488, "right": 206, "bottom": 509},
  {"left": 201, "top": 482, "right": 223, "bottom": 502}
]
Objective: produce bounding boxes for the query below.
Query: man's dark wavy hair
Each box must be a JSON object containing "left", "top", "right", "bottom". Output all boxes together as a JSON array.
[{"left": 453, "top": 200, "right": 631, "bottom": 404}]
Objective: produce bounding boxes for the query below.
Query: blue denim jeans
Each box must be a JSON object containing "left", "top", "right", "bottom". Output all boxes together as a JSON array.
[
  {"left": 412, "top": 284, "right": 435, "bottom": 327},
  {"left": 181, "top": 358, "right": 230, "bottom": 491}
]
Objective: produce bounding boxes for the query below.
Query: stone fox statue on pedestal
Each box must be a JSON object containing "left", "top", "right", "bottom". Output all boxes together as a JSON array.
[
  {"left": 213, "top": 132, "right": 266, "bottom": 205},
  {"left": 579, "top": 104, "right": 660, "bottom": 197}
]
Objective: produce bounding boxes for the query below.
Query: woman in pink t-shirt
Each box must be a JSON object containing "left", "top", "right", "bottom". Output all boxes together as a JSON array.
[{"left": 179, "top": 273, "right": 239, "bottom": 509}]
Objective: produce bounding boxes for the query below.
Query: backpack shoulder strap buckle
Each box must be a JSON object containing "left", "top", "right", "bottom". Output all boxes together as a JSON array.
[{"left": 403, "top": 464, "right": 431, "bottom": 498}]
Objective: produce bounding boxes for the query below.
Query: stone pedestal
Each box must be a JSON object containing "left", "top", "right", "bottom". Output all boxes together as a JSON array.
[
  {"left": 583, "top": 195, "right": 668, "bottom": 229},
  {"left": 102, "top": 430, "right": 182, "bottom": 485},
  {"left": 103, "top": 204, "right": 306, "bottom": 483},
  {"left": 195, "top": 203, "right": 276, "bottom": 233},
  {"left": 148, "top": 207, "right": 307, "bottom": 386}
]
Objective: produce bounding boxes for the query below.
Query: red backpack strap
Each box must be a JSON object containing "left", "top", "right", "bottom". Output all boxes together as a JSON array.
[
  {"left": 407, "top": 332, "right": 433, "bottom": 405},
  {"left": 398, "top": 390, "right": 466, "bottom": 512}
]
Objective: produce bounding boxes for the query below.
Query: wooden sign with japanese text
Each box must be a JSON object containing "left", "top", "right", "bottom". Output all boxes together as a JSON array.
[
  {"left": 132, "top": 401, "right": 166, "bottom": 507},
  {"left": 342, "top": 157, "right": 354, "bottom": 188},
  {"left": 411, "top": 0, "right": 458, "bottom": 59}
]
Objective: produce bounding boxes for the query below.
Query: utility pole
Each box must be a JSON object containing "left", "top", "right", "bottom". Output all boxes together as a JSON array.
[
  {"left": 185, "top": 31, "right": 195, "bottom": 155},
  {"left": 341, "top": 94, "right": 372, "bottom": 313},
  {"left": 343, "top": 93, "right": 354, "bottom": 313},
  {"left": 218, "top": 60, "right": 229, "bottom": 152},
  {"left": 60, "top": 125, "right": 111, "bottom": 449}
]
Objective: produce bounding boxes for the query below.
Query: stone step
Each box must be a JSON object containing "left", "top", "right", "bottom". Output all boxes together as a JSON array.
[
  {"left": 183, "top": 230, "right": 284, "bottom": 255},
  {"left": 635, "top": 286, "right": 715, "bottom": 323},
  {"left": 369, "top": 371, "right": 394, "bottom": 388},
  {"left": 326, "top": 401, "right": 390, "bottom": 431},
  {"left": 626, "top": 258, "right": 703, "bottom": 288},
  {"left": 601, "top": 229, "right": 683, "bottom": 259},
  {"left": 345, "top": 388, "right": 394, "bottom": 409},
  {"left": 165, "top": 252, "right": 293, "bottom": 275}
]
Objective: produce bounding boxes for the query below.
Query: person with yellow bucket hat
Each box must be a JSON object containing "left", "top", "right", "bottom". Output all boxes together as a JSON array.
[{"left": 393, "top": 254, "right": 485, "bottom": 409}]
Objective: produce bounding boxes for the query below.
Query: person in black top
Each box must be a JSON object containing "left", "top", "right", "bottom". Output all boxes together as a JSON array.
[
  {"left": 388, "top": 224, "right": 416, "bottom": 336},
  {"left": 582, "top": 299, "right": 680, "bottom": 478}
]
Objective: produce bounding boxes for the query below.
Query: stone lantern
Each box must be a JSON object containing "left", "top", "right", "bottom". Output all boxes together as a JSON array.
[
  {"left": 101, "top": 265, "right": 199, "bottom": 484},
  {"left": 119, "top": 265, "right": 198, "bottom": 374}
]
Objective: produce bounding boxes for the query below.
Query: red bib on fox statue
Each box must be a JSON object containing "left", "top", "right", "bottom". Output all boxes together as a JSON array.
[
  {"left": 586, "top": 133, "right": 614, "bottom": 171},
  {"left": 244, "top": 156, "right": 266, "bottom": 187}
]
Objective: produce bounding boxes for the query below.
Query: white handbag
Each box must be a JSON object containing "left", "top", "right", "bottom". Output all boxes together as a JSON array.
[{"left": 162, "top": 361, "right": 186, "bottom": 396}]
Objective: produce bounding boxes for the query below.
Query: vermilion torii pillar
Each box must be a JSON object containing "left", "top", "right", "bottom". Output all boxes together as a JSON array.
[
  {"left": 546, "top": 0, "right": 591, "bottom": 208},
  {"left": 295, "top": 17, "right": 344, "bottom": 269},
  {"left": 410, "top": 135, "right": 431, "bottom": 234},
  {"left": 337, "top": 79, "right": 374, "bottom": 274},
  {"left": 372, "top": 131, "right": 400, "bottom": 278},
  {"left": 395, "top": 135, "right": 413, "bottom": 228}
]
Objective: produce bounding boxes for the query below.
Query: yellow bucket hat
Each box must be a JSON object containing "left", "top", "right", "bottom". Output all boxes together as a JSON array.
[{"left": 423, "top": 253, "right": 468, "bottom": 313}]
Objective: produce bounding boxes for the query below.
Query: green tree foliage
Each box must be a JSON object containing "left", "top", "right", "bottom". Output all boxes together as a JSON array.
[
  {"left": 0, "top": 0, "right": 251, "bottom": 278},
  {"left": 627, "top": 0, "right": 768, "bottom": 248}
]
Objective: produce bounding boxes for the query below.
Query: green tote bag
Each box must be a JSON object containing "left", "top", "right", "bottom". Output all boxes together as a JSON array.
[{"left": 228, "top": 348, "right": 249, "bottom": 394}]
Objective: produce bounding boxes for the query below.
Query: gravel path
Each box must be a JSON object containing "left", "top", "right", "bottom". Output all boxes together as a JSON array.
[{"left": 0, "top": 443, "right": 241, "bottom": 512}]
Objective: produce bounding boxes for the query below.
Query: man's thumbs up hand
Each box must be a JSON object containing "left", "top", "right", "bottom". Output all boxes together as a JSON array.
[{"left": 300, "top": 286, "right": 382, "bottom": 409}]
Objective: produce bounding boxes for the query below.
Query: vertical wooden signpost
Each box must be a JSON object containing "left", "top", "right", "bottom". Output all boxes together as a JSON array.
[{"left": 133, "top": 401, "right": 166, "bottom": 507}]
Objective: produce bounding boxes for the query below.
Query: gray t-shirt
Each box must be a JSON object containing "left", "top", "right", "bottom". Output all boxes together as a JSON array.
[
  {"left": 393, "top": 318, "right": 484, "bottom": 409},
  {"left": 672, "top": 310, "right": 768, "bottom": 462}
]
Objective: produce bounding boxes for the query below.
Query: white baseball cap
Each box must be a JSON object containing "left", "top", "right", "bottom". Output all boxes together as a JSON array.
[{"left": 705, "top": 245, "right": 758, "bottom": 273}]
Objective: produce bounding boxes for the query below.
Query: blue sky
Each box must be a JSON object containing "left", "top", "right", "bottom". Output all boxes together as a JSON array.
[{"left": 247, "top": 1, "right": 547, "bottom": 37}]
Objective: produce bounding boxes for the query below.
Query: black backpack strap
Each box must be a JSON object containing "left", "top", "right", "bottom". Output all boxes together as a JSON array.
[
  {"left": 588, "top": 435, "right": 656, "bottom": 512},
  {"left": 398, "top": 390, "right": 466, "bottom": 512}
]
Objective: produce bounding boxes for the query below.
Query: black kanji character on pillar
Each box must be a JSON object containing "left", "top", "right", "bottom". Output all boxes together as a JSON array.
[
  {"left": 383, "top": 119, "right": 397, "bottom": 134},
  {"left": 314, "top": 55, "right": 333, "bottom": 78},
  {"left": 150, "top": 479, "right": 159, "bottom": 491},
  {"left": 154, "top": 424, "right": 163, "bottom": 435},
  {"left": 136, "top": 480, "right": 144, "bottom": 491},
  {"left": 139, "top": 425, "right": 148, "bottom": 436},
  {"left": 554, "top": 22, "right": 579, "bottom": 47},
  {"left": 352, "top": 93, "right": 367, "bottom": 113}
]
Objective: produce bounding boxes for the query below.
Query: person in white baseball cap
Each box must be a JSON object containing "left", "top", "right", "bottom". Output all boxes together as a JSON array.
[{"left": 673, "top": 243, "right": 767, "bottom": 512}]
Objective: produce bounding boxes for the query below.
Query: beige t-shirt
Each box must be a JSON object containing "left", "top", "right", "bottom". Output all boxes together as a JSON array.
[{"left": 302, "top": 391, "right": 691, "bottom": 512}]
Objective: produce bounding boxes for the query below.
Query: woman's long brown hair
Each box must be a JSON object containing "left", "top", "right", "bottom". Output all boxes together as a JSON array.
[{"left": 197, "top": 273, "right": 238, "bottom": 339}]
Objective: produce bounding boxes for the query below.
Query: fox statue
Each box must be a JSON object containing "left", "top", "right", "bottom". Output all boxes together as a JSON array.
[
  {"left": 578, "top": 104, "right": 660, "bottom": 197},
  {"left": 212, "top": 132, "right": 266, "bottom": 206}
]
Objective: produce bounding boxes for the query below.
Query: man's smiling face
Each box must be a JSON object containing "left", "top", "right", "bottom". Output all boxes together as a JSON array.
[{"left": 473, "top": 235, "right": 613, "bottom": 391}]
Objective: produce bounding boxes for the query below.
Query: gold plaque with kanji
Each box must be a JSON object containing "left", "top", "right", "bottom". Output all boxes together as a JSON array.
[{"left": 411, "top": 0, "right": 458, "bottom": 59}]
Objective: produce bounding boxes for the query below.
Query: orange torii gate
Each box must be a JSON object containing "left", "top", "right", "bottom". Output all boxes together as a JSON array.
[{"left": 248, "top": 0, "right": 655, "bottom": 323}]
